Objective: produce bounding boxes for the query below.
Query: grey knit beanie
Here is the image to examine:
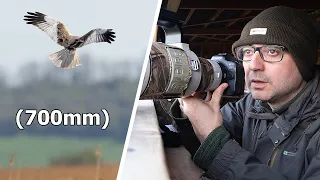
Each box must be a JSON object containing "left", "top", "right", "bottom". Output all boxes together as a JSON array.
[{"left": 232, "top": 6, "right": 320, "bottom": 81}]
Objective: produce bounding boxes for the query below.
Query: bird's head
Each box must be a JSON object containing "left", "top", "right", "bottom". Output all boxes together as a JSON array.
[{"left": 70, "top": 36, "right": 81, "bottom": 43}]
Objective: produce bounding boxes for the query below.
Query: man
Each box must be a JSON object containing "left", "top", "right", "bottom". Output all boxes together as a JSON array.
[{"left": 170, "top": 6, "right": 320, "bottom": 180}]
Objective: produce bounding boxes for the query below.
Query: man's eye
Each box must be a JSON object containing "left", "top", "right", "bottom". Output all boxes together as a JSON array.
[
  {"left": 268, "top": 49, "right": 280, "bottom": 55},
  {"left": 243, "top": 49, "right": 252, "bottom": 54}
]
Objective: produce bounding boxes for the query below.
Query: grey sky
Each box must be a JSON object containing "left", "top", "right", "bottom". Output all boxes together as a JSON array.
[{"left": 0, "top": 0, "right": 160, "bottom": 80}]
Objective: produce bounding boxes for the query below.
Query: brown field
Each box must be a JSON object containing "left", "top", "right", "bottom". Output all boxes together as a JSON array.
[{"left": 0, "top": 163, "right": 119, "bottom": 180}]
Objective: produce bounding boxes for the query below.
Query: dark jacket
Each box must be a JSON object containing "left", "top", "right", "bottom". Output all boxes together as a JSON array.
[{"left": 170, "top": 68, "right": 320, "bottom": 180}]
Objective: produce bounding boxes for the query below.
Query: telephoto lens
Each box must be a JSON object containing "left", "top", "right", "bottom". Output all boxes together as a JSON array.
[{"left": 140, "top": 42, "right": 245, "bottom": 100}]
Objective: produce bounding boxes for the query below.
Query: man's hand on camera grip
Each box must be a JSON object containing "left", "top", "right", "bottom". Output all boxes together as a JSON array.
[{"left": 179, "top": 83, "right": 229, "bottom": 143}]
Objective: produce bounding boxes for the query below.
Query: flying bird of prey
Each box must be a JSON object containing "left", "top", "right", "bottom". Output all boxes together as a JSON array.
[{"left": 23, "top": 11, "right": 116, "bottom": 69}]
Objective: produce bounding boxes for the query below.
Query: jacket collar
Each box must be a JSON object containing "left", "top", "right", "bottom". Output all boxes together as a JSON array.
[{"left": 249, "top": 68, "right": 320, "bottom": 138}]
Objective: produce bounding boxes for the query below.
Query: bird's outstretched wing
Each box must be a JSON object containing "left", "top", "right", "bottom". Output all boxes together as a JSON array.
[
  {"left": 23, "top": 11, "right": 71, "bottom": 45},
  {"left": 72, "top": 28, "right": 116, "bottom": 48}
]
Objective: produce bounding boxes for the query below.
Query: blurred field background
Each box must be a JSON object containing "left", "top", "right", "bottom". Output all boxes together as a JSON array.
[
  {"left": 0, "top": 0, "right": 160, "bottom": 179},
  {"left": 0, "top": 164, "right": 120, "bottom": 180},
  {"left": 0, "top": 58, "right": 142, "bottom": 179}
]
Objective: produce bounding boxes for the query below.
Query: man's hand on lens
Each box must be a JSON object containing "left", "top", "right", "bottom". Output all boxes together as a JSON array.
[{"left": 178, "top": 83, "right": 228, "bottom": 143}]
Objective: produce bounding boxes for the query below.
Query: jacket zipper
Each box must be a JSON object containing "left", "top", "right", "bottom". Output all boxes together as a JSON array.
[
  {"left": 250, "top": 121, "right": 260, "bottom": 153},
  {"left": 268, "top": 146, "right": 280, "bottom": 167},
  {"left": 269, "top": 115, "right": 317, "bottom": 167}
]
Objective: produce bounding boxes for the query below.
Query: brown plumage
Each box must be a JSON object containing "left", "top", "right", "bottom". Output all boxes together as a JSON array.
[{"left": 23, "top": 11, "right": 116, "bottom": 69}]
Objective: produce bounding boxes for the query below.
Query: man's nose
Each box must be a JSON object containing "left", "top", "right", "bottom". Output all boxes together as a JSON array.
[{"left": 249, "top": 51, "right": 265, "bottom": 71}]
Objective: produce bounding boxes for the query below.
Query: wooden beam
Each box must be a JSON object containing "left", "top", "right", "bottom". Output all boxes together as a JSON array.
[
  {"left": 204, "top": 35, "right": 216, "bottom": 42},
  {"left": 204, "top": 9, "right": 224, "bottom": 28},
  {"left": 190, "top": 41, "right": 234, "bottom": 46},
  {"left": 183, "top": 28, "right": 242, "bottom": 35},
  {"left": 225, "top": 35, "right": 234, "bottom": 40},
  {"left": 183, "top": 8, "right": 196, "bottom": 25},
  {"left": 226, "top": 10, "right": 252, "bottom": 27},
  {"left": 179, "top": 0, "right": 318, "bottom": 10},
  {"left": 189, "top": 36, "right": 197, "bottom": 42},
  {"left": 183, "top": 16, "right": 255, "bottom": 28},
  {"left": 187, "top": 35, "right": 234, "bottom": 42}
]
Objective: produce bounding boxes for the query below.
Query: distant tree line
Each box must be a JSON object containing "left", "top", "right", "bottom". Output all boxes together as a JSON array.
[{"left": 0, "top": 54, "right": 144, "bottom": 143}]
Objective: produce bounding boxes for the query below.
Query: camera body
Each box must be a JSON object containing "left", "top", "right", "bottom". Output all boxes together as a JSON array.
[
  {"left": 210, "top": 53, "right": 245, "bottom": 96},
  {"left": 139, "top": 9, "right": 245, "bottom": 100}
]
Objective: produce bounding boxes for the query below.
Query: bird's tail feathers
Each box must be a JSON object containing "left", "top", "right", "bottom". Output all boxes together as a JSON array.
[{"left": 49, "top": 48, "right": 81, "bottom": 69}]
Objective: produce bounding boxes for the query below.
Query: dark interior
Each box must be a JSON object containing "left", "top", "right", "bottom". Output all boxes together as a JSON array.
[{"left": 159, "top": 1, "right": 320, "bottom": 60}]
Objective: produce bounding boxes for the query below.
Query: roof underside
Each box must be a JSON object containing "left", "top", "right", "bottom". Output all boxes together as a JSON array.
[{"left": 161, "top": 0, "right": 320, "bottom": 58}]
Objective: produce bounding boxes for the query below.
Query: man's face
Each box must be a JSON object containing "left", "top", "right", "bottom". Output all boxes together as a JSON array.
[{"left": 241, "top": 44, "right": 306, "bottom": 106}]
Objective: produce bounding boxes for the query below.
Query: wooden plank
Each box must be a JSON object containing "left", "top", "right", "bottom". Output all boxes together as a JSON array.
[
  {"left": 118, "top": 100, "right": 171, "bottom": 180},
  {"left": 183, "top": 28, "right": 242, "bottom": 35},
  {"left": 204, "top": 9, "right": 224, "bottom": 28},
  {"left": 179, "top": 0, "right": 318, "bottom": 10},
  {"left": 183, "top": 16, "right": 255, "bottom": 28},
  {"left": 183, "top": 9, "right": 196, "bottom": 25}
]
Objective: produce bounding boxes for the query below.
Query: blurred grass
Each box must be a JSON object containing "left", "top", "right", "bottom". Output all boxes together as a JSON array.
[{"left": 0, "top": 135, "right": 123, "bottom": 168}]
